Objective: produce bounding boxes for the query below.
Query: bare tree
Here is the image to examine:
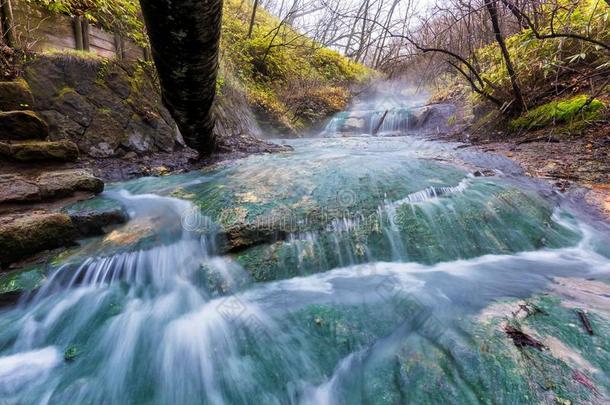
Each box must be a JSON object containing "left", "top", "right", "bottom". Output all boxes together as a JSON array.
[{"left": 248, "top": 0, "right": 260, "bottom": 38}]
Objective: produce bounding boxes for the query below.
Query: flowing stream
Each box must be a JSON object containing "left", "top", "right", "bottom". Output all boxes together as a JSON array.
[{"left": 1, "top": 106, "right": 610, "bottom": 403}]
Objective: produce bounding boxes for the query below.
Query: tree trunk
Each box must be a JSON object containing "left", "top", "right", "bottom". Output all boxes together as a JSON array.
[
  {"left": 485, "top": 0, "right": 525, "bottom": 113},
  {"left": 139, "top": 0, "right": 223, "bottom": 155},
  {"left": 248, "top": 0, "right": 259, "bottom": 38}
]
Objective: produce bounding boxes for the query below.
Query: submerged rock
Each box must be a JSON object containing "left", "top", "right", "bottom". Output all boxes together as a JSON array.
[
  {"left": 0, "top": 110, "right": 49, "bottom": 141},
  {"left": 0, "top": 266, "right": 45, "bottom": 306}
]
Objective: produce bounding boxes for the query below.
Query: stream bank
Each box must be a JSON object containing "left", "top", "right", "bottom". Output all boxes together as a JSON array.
[{"left": 444, "top": 119, "right": 610, "bottom": 220}]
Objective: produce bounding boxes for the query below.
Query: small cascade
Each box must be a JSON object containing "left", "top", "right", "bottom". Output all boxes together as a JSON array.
[{"left": 323, "top": 108, "right": 414, "bottom": 137}]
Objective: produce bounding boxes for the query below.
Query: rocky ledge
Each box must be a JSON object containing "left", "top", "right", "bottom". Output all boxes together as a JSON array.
[{"left": 0, "top": 169, "right": 126, "bottom": 270}]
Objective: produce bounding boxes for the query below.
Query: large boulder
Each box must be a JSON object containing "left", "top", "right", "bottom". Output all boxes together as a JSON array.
[
  {"left": 0, "top": 140, "right": 79, "bottom": 162},
  {"left": 37, "top": 169, "right": 104, "bottom": 199},
  {"left": 0, "top": 174, "right": 40, "bottom": 203},
  {"left": 0, "top": 81, "right": 35, "bottom": 111},
  {"left": 23, "top": 56, "right": 182, "bottom": 157},
  {"left": 0, "top": 111, "right": 49, "bottom": 141},
  {"left": 0, "top": 212, "right": 78, "bottom": 268}
]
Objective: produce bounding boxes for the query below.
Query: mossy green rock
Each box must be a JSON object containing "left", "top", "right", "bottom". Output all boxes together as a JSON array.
[
  {"left": 23, "top": 55, "right": 180, "bottom": 157},
  {"left": 0, "top": 80, "right": 35, "bottom": 111},
  {"left": 0, "top": 266, "right": 45, "bottom": 305},
  {"left": 0, "top": 110, "right": 49, "bottom": 141},
  {"left": 510, "top": 95, "right": 605, "bottom": 131}
]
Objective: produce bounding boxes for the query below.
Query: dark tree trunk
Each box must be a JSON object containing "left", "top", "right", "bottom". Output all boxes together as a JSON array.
[
  {"left": 139, "top": 0, "right": 223, "bottom": 155},
  {"left": 485, "top": 0, "right": 525, "bottom": 113},
  {"left": 248, "top": 0, "right": 259, "bottom": 38}
]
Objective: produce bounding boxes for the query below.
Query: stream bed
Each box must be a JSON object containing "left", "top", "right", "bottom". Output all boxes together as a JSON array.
[{"left": 1, "top": 136, "right": 609, "bottom": 404}]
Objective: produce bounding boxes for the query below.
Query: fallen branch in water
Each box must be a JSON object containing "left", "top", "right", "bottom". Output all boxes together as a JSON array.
[
  {"left": 373, "top": 110, "right": 389, "bottom": 135},
  {"left": 576, "top": 310, "right": 594, "bottom": 335},
  {"left": 504, "top": 325, "right": 545, "bottom": 350}
]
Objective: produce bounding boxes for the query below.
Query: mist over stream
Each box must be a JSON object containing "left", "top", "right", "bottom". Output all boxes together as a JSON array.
[{"left": 1, "top": 86, "right": 609, "bottom": 404}]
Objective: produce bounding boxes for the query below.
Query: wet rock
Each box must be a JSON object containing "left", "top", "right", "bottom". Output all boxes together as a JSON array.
[
  {"left": 64, "top": 345, "right": 81, "bottom": 362},
  {"left": 0, "top": 111, "right": 49, "bottom": 140},
  {"left": 0, "top": 174, "right": 40, "bottom": 203},
  {"left": 151, "top": 166, "right": 169, "bottom": 176},
  {"left": 0, "top": 212, "right": 78, "bottom": 268},
  {"left": 473, "top": 169, "right": 496, "bottom": 177},
  {"left": 37, "top": 169, "right": 104, "bottom": 199},
  {"left": 0, "top": 266, "right": 45, "bottom": 306},
  {"left": 69, "top": 208, "right": 128, "bottom": 237},
  {"left": 0, "top": 140, "right": 79, "bottom": 162},
  {"left": 0, "top": 81, "right": 35, "bottom": 111}
]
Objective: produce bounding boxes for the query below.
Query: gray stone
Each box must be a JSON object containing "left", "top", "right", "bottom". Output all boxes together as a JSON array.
[
  {"left": 39, "top": 110, "right": 86, "bottom": 141},
  {"left": 0, "top": 174, "right": 40, "bottom": 203},
  {"left": 37, "top": 169, "right": 104, "bottom": 199},
  {"left": 81, "top": 111, "right": 127, "bottom": 157},
  {"left": 51, "top": 89, "right": 94, "bottom": 127}
]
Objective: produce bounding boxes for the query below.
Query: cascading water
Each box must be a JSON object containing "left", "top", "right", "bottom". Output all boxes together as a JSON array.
[
  {"left": 1, "top": 104, "right": 609, "bottom": 403},
  {"left": 322, "top": 85, "right": 456, "bottom": 137}
]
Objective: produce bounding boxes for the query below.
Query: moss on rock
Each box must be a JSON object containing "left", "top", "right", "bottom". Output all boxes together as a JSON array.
[
  {"left": 0, "top": 80, "right": 35, "bottom": 111},
  {"left": 0, "top": 140, "right": 79, "bottom": 162},
  {"left": 510, "top": 95, "right": 605, "bottom": 131}
]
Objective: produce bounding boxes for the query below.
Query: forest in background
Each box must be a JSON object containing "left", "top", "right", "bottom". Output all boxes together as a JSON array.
[{"left": 8, "top": 0, "right": 610, "bottom": 138}]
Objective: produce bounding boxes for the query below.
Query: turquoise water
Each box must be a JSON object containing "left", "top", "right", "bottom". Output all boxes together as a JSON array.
[{"left": 0, "top": 137, "right": 609, "bottom": 404}]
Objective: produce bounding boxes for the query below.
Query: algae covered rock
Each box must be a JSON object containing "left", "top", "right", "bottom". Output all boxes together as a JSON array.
[
  {"left": 0, "top": 140, "right": 79, "bottom": 162},
  {"left": 0, "top": 212, "right": 78, "bottom": 268},
  {"left": 0, "top": 111, "right": 49, "bottom": 141},
  {"left": 0, "top": 81, "right": 35, "bottom": 111},
  {"left": 0, "top": 266, "right": 45, "bottom": 306}
]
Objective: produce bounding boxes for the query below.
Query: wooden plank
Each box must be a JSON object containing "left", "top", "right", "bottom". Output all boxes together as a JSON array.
[
  {"left": 122, "top": 38, "right": 142, "bottom": 61},
  {"left": 73, "top": 16, "right": 83, "bottom": 50},
  {"left": 82, "top": 18, "right": 89, "bottom": 50},
  {"left": 1, "top": 0, "right": 16, "bottom": 46}
]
